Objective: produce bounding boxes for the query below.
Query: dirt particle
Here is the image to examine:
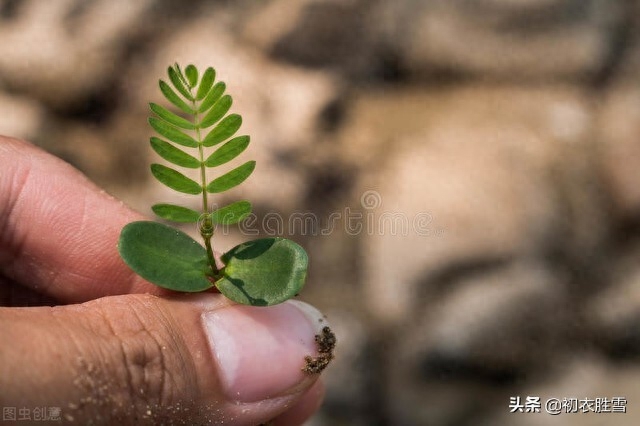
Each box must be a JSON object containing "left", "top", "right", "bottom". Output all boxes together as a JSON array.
[{"left": 302, "top": 326, "right": 336, "bottom": 374}]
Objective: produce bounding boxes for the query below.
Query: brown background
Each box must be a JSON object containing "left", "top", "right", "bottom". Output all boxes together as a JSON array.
[{"left": 2, "top": 1, "right": 640, "bottom": 424}]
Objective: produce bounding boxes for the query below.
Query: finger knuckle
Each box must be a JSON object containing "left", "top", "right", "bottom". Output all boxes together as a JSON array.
[{"left": 94, "top": 295, "right": 196, "bottom": 412}]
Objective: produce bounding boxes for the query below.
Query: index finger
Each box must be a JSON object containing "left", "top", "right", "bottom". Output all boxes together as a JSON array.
[{"left": 0, "top": 136, "right": 168, "bottom": 303}]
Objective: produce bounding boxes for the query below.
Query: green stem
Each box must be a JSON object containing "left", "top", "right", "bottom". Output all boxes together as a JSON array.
[{"left": 191, "top": 89, "right": 219, "bottom": 278}]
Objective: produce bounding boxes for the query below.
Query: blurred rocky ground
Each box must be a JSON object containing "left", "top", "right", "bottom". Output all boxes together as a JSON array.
[{"left": 2, "top": 0, "right": 640, "bottom": 424}]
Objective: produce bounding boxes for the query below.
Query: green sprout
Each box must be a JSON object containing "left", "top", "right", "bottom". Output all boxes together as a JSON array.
[{"left": 117, "top": 63, "right": 308, "bottom": 306}]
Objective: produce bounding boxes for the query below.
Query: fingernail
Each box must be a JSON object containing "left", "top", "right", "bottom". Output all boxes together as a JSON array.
[{"left": 202, "top": 300, "right": 329, "bottom": 403}]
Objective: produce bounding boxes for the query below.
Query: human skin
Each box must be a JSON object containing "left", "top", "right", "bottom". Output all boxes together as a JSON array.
[{"left": 0, "top": 136, "right": 326, "bottom": 425}]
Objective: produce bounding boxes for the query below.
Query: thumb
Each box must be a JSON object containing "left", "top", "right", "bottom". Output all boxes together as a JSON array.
[{"left": 0, "top": 293, "right": 332, "bottom": 425}]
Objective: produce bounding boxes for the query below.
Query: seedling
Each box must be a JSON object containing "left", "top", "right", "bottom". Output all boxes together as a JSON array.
[{"left": 118, "top": 63, "right": 308, "bottom": 306}]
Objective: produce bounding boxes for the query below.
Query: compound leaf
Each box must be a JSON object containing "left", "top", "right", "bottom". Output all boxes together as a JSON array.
[
  {"left": 152, "top": 203, "right": 201, "bottom": 223},
  {"left": 150, "top": 137, "right": 200, "bottom": 168},
  {"left": 185, "top": 64, "right": 198, "bottom": 88},
  {"left": 205, "top": 136, "right": 250, "bottom": 167},
  {"left": 199, "top": 82, "right": 226, "bottom": 113},
  {"left": 119, "top": 62, "right": 273, "bottom": 300},
  {"left": 159, "top": 80, "right": 194, "bottom": 115},
  {"left": 202, "top": 114, "right": 242, "bottom": 147},
  {"left": 200, "top": 95, "right": 232, "bottom": 128},
  {"left": 196, "top": 67, "right": 215, "bottom": 100},
  {"left": 168, "top": 66, "right": 193, "bottom": 101},
  {"left": 150, "top": 103, "right": 195, "bottom": 130},
  {"left": 149, "top": 117, "right": 198, "bottom": 148},
  {"left": 211, "top": 200, "right": 252, "bottom": 225},
  {"left": 151, "top": 163, "right": 202, "bottom": 194},
  {"left": 216, "top": 237, "right": 308, "bottom": 306},
  {"left": 119, "top": 221, "right": 212, "bottom": 292},
  {"left": 206, "top": 160, "right": 255, "bottom": 193}
]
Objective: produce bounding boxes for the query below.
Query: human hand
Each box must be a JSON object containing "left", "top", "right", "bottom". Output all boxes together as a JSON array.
[{"left": 0, "top": 136, "right": 327, "bottom": 425}]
